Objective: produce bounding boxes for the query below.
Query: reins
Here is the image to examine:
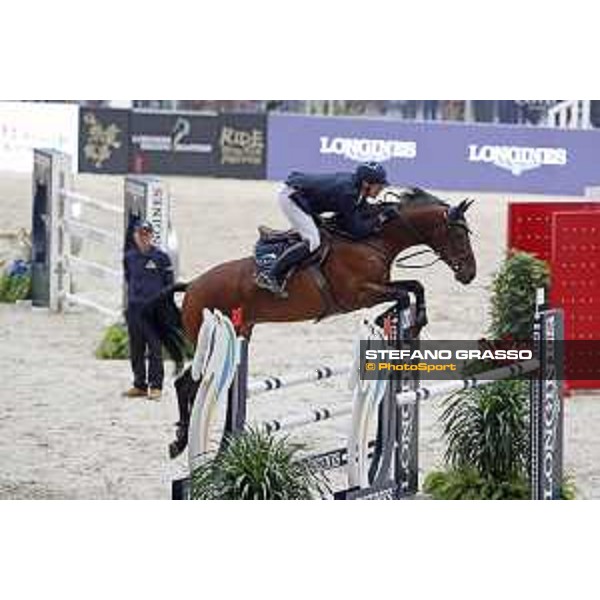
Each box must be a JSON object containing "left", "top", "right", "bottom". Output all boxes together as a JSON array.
[
  {"left": 380, "top": 189, "right": 471, "bottom": 271},
  {"left": 395, "top": 249, "right": 442, "bottom": 269},
  {"left": 380, "top": 190, "right": 443, "bottom": 270}
]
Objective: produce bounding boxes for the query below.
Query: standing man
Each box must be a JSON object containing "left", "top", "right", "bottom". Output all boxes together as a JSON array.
[{"left": 122, "top": 221, "right": 174, "bottom": 400}]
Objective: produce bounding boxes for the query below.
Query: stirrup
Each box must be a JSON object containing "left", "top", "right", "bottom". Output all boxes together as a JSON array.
[{"left": 256, "top": 273, "right": 288, "bottom": 298}]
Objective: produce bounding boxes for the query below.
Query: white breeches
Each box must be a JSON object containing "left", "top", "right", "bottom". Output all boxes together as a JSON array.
[{"left": 277, "top": 185, "right": 321, "bottom": 252}]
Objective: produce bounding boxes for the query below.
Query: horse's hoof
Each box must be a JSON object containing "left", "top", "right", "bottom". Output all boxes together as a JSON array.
[
  {"left": 415, "top": 309, "right": 428, "bottom": 330},
  {"left": 169, "top": 440, "right": 186, "bottom": 460}
]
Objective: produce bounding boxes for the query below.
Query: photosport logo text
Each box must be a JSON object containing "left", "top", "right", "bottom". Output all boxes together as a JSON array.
[
  {"left": 319, "top": 136, "right": 417, "bottom": 163},
  {"left": 467, "top": 144, "right": 568, "bottom": 176}
]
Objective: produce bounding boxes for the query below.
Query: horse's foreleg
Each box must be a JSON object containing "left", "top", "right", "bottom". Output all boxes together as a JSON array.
[
  {"left": 364, "top": 280, "right": 428, "bottom": 335},
  {"left": 388, "top": 280, "right": 428, "bottom": 335}
]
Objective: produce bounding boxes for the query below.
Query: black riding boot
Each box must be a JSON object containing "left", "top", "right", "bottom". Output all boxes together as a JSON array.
[{"left": 268, "top": 240, "right": 311, "bottom": 296}]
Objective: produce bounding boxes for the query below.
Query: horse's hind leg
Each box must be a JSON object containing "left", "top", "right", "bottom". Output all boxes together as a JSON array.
[{"left": 170, "top": 366, "right": 200, "bottom": 459}]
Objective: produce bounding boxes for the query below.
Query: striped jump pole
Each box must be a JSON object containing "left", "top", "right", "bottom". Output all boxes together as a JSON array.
[
  {"left": 260, "top": 404, "right": 353, "bottom": 434},
  {"left": 248, "top": 364, "right": 350, "bottom": 397},
  {"left": 226, "top": 343, "right": 353, "bottom": 434},
  {"left": 395, "top": 360, "right": 540, "bottom": 406}
]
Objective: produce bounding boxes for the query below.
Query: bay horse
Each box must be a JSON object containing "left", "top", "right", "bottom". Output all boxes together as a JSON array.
[{"left": 143, "top": 188, "right": 477, "bottom": 458}]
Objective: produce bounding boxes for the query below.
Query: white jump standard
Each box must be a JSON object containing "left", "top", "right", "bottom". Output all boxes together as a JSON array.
[
  {"left": 173, "top": 301, "right": 422, "bottom": 500},
  {"left": 30, "top": 148, "right": 177, "bottom": 320}
]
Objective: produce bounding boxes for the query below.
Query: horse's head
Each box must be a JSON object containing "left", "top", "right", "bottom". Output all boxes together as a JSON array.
[
  {"left": 382, "top": 188, "right": 477, "bottom": 284},
  {"left": 435, "top": 198, "right": 476, "bottom": 284}
]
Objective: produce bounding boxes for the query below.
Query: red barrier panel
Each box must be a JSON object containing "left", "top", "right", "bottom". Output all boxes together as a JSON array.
[{"left": 508, "top": 202, "right": 600, "bottom": 391}]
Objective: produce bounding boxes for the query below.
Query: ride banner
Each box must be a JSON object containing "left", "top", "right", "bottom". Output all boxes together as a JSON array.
[
  {"left": 214, "top": 113, "right": 267, "bottom": 179},
  {"left": 78, "top": 107, "right": 130, "bottom": 174},
  {"left": 129, "top": 111, "right": 218, "bottom": 175},
  {"left": 267, "top": 113, "right": 600, "bottom": 195}
]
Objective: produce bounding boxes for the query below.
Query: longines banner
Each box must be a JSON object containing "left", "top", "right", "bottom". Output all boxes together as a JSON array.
[
  {"left": 78, "top": 108, "right": 130, "bottom": 174},
  {"left": 215, "top": 113, "right": 267, "bottom": 179},
  {"left": 129, "top": 111, "right": 218, "bottom": 175},
  {"left": 267, "top": 113, "right": 600, "bottom": 195},
  {"left": 0, "top": 102, "right": 79, "bottom": 172}
]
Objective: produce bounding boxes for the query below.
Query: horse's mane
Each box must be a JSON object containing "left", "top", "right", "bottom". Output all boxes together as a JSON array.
[
  {"left": 357, "top": 188, "right": 448, "bottom": 220},
  {"left": 387, "top": 187, "right": 449, "bottom": 209}
]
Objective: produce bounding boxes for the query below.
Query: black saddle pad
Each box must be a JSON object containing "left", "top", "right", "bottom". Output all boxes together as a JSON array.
[{"left": 254, "top": 227, "right": 299, "bottom": 277}]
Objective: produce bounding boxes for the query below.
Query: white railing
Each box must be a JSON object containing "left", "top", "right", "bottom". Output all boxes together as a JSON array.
[
  {"left": 547, "top": 100, "right": 592, "bottom": 129},
  {"left": 60, "top": 189, "right": 124, "bottom": 215},
  {"left": 62, "top": 218, "right": 121, "bottom": 246},
  {"left": 62, "top": 292, "right": 121, "bottom": 320},
  {"left": 65, "top": 254, "right": 122, "bottom": 283}
]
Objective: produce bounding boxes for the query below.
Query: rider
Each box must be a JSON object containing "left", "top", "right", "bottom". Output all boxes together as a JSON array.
[{"left": 261, "top": 162, "right": 390, "bottom": 294}]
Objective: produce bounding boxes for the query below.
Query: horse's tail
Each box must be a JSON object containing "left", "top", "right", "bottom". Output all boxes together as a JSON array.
[{"left": 142, "top": 282, "right": 190, "bottom": 374}]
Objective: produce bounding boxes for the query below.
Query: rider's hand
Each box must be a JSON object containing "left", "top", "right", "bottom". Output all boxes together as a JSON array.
[{"left": 381, "top": 206, "right": 398, "bottom": 221}]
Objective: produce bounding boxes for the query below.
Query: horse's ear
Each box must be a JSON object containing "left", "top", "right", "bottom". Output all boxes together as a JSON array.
[
  {"left": 462, "top": 198, "right": 475, "bottom": 212},
  {"left": 451, "top": 198, "right": 474, "bottom": 219}
]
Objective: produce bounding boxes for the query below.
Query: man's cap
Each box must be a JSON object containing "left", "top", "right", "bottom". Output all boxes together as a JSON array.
[{"left": 134, "top": 220, "right": 154, "bottom": 233}]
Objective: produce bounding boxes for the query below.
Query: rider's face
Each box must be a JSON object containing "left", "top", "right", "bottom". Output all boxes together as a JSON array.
[
  {"left": 362, "top": 182, "right": 384, "bottom": 198},
  {"left": 134, "top": 229, "right": 153, "bottom": 251}
]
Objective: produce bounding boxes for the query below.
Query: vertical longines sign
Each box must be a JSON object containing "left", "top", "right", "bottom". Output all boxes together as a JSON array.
[
  {"left": 267, "top": 113, "right": 600, "bottom": 195},
  {"left": 531, "top": 309, "right": 564, "bottom": 500},
  {"left": 123, "top": 178, "right": 169, "bottom": 251}
]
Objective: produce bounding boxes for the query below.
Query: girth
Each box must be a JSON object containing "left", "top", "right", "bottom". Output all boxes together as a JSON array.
[{"left": 303, "top": 244, "right": 342, "bottom": 322}]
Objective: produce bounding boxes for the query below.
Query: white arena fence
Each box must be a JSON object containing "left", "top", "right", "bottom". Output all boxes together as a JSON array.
[{"left": 31, "top": 149, "right": 176, "bottom": 321}]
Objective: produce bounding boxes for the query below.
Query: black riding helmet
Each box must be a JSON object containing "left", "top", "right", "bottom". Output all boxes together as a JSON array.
[{"left": 354, "top": 162, "right": 389, "bottom": 186}]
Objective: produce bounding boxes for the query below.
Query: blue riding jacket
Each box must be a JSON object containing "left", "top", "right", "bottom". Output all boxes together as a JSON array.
[{"left": 285, "top": 171, "right": 380, "bottom": 239}]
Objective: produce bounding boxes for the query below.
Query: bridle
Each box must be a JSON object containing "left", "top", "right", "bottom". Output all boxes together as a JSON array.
[{"left": 380, "top": 191, "right": 473, "bottom": 273}]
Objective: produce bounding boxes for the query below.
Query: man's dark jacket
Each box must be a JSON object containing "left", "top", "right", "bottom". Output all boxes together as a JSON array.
[
  {"left": 285, "top": 171, "right": 380, "bottom": 238},
  {"left": 124, "top": 246, "right": 174, "bottom": 307}
]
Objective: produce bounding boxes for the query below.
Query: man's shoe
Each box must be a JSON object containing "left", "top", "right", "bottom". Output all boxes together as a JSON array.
[
  {"left": 148, "top": 388, "right": 162, "bottom": 401},
  {"left": 122, "top": 387, "right": 147, "bottom": 398}
]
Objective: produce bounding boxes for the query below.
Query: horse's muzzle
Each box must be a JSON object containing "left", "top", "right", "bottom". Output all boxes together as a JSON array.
[{"left": 455, "top": 262, "right": 476, "bottom": 284}]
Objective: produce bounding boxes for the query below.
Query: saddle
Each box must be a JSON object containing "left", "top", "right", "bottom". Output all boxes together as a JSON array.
[
  {"left": 254, "top": 225, "right": 338, "bottom": 319},
  {"left": 257, "top": 226, "right": 302, "bottom": 244}
]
